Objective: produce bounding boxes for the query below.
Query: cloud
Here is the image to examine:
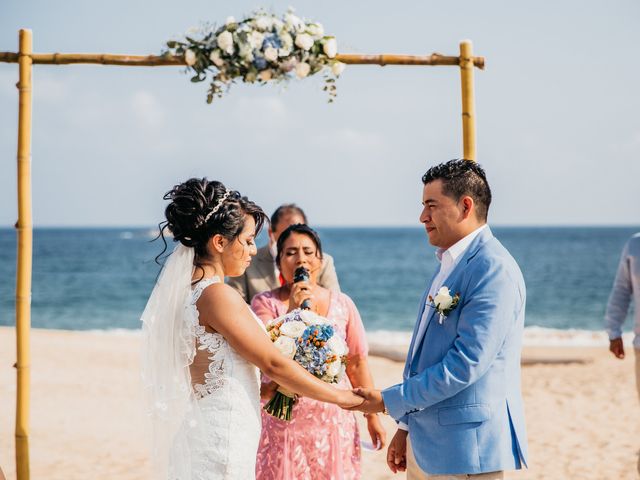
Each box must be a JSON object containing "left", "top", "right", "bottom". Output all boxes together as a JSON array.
[
  {"left": 131, "top": 90, "right": 166, "bottom": 128},
  {"left": 230, "top": 96, "right": 288, "bottom": 126}
]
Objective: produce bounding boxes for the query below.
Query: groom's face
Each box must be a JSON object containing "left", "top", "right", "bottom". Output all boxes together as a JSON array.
[{"left": 420, "top": 179, "right": 465, "bottom": 250}]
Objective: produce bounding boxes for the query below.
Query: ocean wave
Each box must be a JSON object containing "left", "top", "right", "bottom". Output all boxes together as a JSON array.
[{"left": 367, "top": 327, "right": 635, "bottom": 348}]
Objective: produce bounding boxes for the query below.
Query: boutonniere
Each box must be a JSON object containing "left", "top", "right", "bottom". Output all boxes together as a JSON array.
[{"left": 428, "top": 287, "right": 461, "bottom": 324}]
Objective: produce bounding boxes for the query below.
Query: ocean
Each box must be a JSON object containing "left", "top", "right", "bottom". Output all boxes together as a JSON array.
[{"left": 0, "top": 226, "right": 637, "bottom": 345}]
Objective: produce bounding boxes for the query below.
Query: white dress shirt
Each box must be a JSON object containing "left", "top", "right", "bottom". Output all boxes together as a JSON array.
[{"left": 398, "top": 224, "right": 487, "bottom": 431}]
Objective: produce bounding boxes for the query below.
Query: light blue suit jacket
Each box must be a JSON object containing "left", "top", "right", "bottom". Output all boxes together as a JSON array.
[{"left": 382, "top": 227, "right": 528, "bottom": 475}]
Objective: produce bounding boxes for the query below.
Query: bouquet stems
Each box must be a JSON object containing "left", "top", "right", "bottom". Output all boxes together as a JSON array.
[{"left": 263, "top": 388, "right": 296, "bottom": 421}]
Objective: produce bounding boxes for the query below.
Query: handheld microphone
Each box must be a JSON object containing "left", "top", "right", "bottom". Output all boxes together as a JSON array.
[{"left": 293, "top": 266, "right": 311, "bottom": 310}]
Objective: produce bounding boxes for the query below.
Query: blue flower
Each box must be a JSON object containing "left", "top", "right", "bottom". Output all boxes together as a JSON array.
[
  {"left": 262, "top": 34, "right": 282, "bottom": 49},
  {"left": 253, "top": 55, "right": 267, "bottom": 70}
]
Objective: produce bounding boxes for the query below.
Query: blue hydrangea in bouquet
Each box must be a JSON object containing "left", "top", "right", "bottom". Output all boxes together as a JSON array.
[{"left": 264, "top": 308, "right": 349, "bottom": 421}]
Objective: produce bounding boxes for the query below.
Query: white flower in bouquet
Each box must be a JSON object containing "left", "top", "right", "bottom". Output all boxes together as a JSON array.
[
  {"left": 217, "top": 30, "right": 234, "bottom": 55},
  {"left": 327, "top": 359, "right": 342, "bottom": 377},
  {"left": 323, "top": 37, "right": 337, "bottom": 59},
  {"left": 279, "top": 320, "right": 307, "bottom": 338},
  {"left": 433, "top": 287, "right": 454, "bottom": 310},
  {"left": 331, "top": 61, "right": 346, "bottom": 76},
  {"left": 285, "top": 12, "right": 303, "bottom": 30},
  {"left": 326, "top": 335, "right": 348, "bottom": 357},
  {"left": 294, "top": 33, "right": 314, "bottom": 51},
  {"left": 295, "top": 62, "right": 311, "bottom": 78},
  {"left": 255, "top": 15, "right": 272, "bottom": 31},
  {"left": 264, "top": 46, "right": 278, "bottom": 62},
  {"left": 209, "top": 49, "right": 224, "bottom": 67},
  {"left": 248, "top": 31, "right": 265, "bottom": 49},
  {"left": 225, "top": 16, "right": 236, "bottom": 26},
  {"left": 307, "top": 23, "right": 324, "bottom": 39},
  {"left": 299, "top": 309, "right": 332, "bottom": 326},
  {"left": 238, "top": 41, "right": 254, "bottom": 61},
  {"left": 274, "top": 336, "right": 297, "bottom": 359},
  {"left": 280, "top": 32, "right": 293, "bottom": 49},
  {"left": 184, "top": 49, "right": 197, "bottom": 66}
]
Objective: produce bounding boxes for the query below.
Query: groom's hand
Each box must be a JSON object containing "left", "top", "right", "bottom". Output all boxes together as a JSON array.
[
  {"left": 348, "top": 387, "right": 385, "bottom": 414},
  {"left": 386, "top": 429, "right": 408, "bottom": 473}
]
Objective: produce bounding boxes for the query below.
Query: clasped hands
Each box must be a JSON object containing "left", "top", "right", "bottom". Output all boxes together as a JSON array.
[{"left": 343, "top": 387, "right": 386, "bottom": 414}]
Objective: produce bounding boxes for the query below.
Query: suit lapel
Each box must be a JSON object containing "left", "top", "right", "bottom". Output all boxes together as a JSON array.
[
  {"left": 410, "top": 227, "right": 494, "bottom": 363},
  {"left": 404, "top": 269, "right": 439, "bottom": 373}
]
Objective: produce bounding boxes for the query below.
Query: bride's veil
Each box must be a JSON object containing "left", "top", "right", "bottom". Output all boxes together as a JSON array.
[{"left": 140, "top": 243, "right": 198, "bottom": 478}]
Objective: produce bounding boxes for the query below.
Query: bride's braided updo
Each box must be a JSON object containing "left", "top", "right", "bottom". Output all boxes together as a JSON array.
[{"left": 157, "top": 178, "right": 266, "bottom": 261}]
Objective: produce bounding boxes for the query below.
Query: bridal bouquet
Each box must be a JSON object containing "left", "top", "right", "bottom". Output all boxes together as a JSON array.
[
  {"left": 165, "top": 8, "right": 345, "bottom": 103},
  {"left": 265, "top": 308, "right": 348, "bottom": 421}
]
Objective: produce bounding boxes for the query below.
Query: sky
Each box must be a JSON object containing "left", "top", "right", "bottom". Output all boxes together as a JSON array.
[{"left": 0, "top": 0, "right": 639, "bottom": 227}]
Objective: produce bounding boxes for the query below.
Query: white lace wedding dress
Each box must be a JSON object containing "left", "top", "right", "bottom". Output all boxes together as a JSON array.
[{"left": 170, "top": 276, "right": 263, "bottom": 479}]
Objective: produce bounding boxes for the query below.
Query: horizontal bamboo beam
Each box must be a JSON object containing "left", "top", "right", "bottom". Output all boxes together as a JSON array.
[{"left": 0, "top": 51, "right": 485, "bottom": 69}]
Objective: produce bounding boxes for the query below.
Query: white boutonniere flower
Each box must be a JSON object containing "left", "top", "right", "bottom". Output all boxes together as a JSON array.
[{"left": 428, "top": 286, "right": 461, "bottom": 325}]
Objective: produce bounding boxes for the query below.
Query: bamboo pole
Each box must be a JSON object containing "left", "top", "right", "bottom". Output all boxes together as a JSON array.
[
  {"left": 0, "top": 51, "right": 485, "bottom": 69},
  {"left": 459, "top": 40, "right": 477, "bottom": 161},
  {"left": 15, "top": 28, "right": 33, "bottom": 480}
]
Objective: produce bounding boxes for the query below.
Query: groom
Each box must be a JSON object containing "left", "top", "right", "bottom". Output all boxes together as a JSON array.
[{"left": 352, "top": 160, "right": 528, "bottom": 479}]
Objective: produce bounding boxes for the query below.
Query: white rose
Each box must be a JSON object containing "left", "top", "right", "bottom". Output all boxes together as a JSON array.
[
  {"left": 295, "top": 62, "right": 311, "bottom": 78},
  {"left": 285, "top": 12, "right": 302, "bottom": 29},
  {"left": 326, "top": 335, "right": 348, "bottom": 356},
  {"left": 225, "top": 16, "right": 236, "bottom": 26},
  {"left": 433, "top": 287, "right": 453, "bottom": 310},
  {"left": 298, "top": 309, "right": 318, "bottom": 325},
  {"left": 255, "top": 16, "right": 272, "bottom": 31},
  {"left": 258, "top": 69, "right": 273, "bottom": 81},
  {"left": 279, "top": 320, "right": 307, "bottom": 338},
  {"left": 331, "top": 61, "right": 346, "bottom": 76},
  {"left": 326, "top": 359, "right": 341, "bottom": 377},
  {"left": 274, "top": 336, "right": 296, "bottom": 359},
  {"left": 209, "top": 49, "right": 224, "bottom": 67},
  {"left": 323, "top": 37, "right": 337, "bottom": 59},
  {"left": 279, "top": 32, "right": 293, "bottom": 49},
  {"left": 184, "top": 49, "right": 196, "bottom": 66},
  {"left": 248, "top": 31, "right": 265, "bottom": 49},
  {"left": 307, "top": 23, "right": 324, "bottom": 39},
  {"left": 264, "top": 46, "right": 278, "bottom": 62},
  {"left": 217, "top": 31, "right": 234, "bottom": 55},
  {"left": 294, "top": 33, "right": 314, "bottom": 51}
]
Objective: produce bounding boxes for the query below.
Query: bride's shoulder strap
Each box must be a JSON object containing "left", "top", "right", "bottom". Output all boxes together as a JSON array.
[{"left": 192, "top": 276, "right": 222, "bottom": 303}]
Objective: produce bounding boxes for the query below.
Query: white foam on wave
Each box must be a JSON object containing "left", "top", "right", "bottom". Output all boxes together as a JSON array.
[
  {"left": 367, "top": 327, "right": 635, "bottom": 348},
  {"left": 86, "top": 328, "right": 141, "bottom": 336},
  {"left": 522, "top": 326, "right": 634, "bottom": 347}
]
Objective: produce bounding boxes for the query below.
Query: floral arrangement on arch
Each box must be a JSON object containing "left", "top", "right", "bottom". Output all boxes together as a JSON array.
[{"left": 165, "top": 9, "right": 346, "bottom": 103}]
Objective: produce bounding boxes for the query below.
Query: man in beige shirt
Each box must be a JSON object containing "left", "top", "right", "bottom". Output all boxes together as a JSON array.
[{"left": 227, "top": 204, "right": 340, "bottom": 304}]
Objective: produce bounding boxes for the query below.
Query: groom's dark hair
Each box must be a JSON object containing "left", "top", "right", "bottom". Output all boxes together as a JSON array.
[{"left": 422, "top": 159, "right": 492, "bottom": 221}]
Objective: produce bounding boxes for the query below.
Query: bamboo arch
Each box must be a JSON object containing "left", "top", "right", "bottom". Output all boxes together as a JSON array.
[{"left": 0, "top": 28, "right": 484, "bottom": 479}]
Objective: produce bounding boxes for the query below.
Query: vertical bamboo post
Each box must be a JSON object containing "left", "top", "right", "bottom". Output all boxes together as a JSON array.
[
  {"left": 459, "top": 40, "right": 476, "bottom": 161},
  {"left": 15, "top": 28, "right": 33, "bottom": 480}
]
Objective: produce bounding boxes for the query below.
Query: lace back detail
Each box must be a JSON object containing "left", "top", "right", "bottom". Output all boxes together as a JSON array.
[{"left": 189, "top": 276, "right": 228, "bottom": 399}]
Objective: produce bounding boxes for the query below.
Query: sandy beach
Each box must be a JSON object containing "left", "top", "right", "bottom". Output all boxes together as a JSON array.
[{"left": 1, "top": 327, "right": 638, "bottom": 479}]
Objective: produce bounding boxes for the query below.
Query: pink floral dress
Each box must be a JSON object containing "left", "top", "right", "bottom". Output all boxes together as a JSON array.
[{"left": 251, "top": 290, "right": 369, "bottom": 480}]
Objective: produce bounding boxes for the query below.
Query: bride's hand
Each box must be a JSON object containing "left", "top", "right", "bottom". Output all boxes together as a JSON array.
[
  {"left": 260, "top": 381, "right": 279, "bottom": 401},
  {"left": 336, "top": 389, "right": 364, "bottom": 409}
]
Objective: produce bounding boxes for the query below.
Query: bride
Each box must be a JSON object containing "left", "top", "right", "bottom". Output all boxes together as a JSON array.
[{"left": 141, "top": 178, "right": 363, "bottom": 479}]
